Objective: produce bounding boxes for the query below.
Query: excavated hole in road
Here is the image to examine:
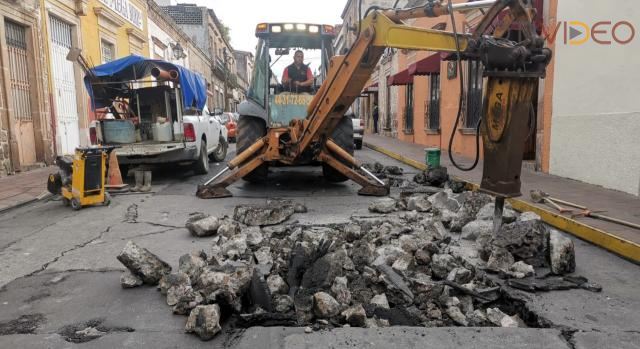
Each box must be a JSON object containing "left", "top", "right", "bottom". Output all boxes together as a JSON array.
[{"left": 116, "top": 164, "right": 599, "bottom": 341}]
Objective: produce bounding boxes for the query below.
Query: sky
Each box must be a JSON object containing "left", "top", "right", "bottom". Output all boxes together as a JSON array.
[{"left": 184, "top": 0, "right": 348, "bottom": 53}]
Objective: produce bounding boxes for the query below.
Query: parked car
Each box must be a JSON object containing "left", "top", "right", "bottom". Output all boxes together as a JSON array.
[
  {"left": 347, "top": 109, "right": 364, "bottom": 150},
  {"left": 87, "top": 56, "right": 228, "bottom": 175},
  {"left": 219, "top": 112, "right": 237, "bottom": 143}
]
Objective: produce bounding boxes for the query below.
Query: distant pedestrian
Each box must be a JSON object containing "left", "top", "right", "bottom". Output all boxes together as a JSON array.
[{"left": 372, "top": 103, "right": 379, "bottom": 133}]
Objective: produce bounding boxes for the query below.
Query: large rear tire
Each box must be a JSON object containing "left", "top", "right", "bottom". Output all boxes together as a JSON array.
[
  {"left": 322, "top": 115, "right": 354, "bottom": 183},
  {"left": 237, "top": 115, "right": 269, "bottom": 183}
]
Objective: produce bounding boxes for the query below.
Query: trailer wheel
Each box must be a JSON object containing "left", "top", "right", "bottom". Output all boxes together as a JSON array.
[
  {"left": 71, "top": 198, "right": 82, "bottom": 211},
  {"left": 237, "top": 115, "right": 268, "bottom": 183},
  {"left": 322, "top": 115, "right": 354, "bottom": 183}
]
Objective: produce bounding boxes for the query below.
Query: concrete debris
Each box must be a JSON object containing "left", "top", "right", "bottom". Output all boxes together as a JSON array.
[
  {"left": 431, "top": 254, "right": 459, "bottom": 279},
  {"left": 486, "top": 248, "right": 516, "bottom": 273},
  {"left": 158, "top": 272, "right": 191, "bottom": 295},
  {"left": 179, "top": 252, "right": 207, "bottom": 284},
  {"left": 414, "top": 167, "right": 449, "bottom": 187},
  {"left": 117, "top": 241, "right": 171, "bottom": 285},
  {"left": 370, "top": 293, "right": 390, "bottom": 309},
  {"left": 331, "top": 277, "right": 352, "bottom": 305},
  {"left": 342, "top": 304, "right": 367, "bottom": 327},
  {"left": 120, "top": 271, "right": 143, "bottom": 288},
  {"left": 266, "top": 274, "right": 289, "bottom": 295},
  {"left": 186, "top": 215, "right": 220, "bottom": 237},
  {"left": 116, "top": 183, "right": 594, "bottom": 340},
  {"left": 313, "top": 292, "right": 341, "bottom": 318},
  {"left": 476, "top": 202, "right": 517, "bottom": 223},
  {"left": 510, "top": 261, "right": 535, "bottom": 278},
  {"left": 519, "top": 211, "right": 541, "bottom": 222},
  {"left": 234, "top": 204, "right": 295, "bottom": 226},
  {"left": 461, "top": 220, "right": 493, "bottom": 241},
  {"left": 406, "top": 194, "right": 432, "bottom": 212},
  {"left": 185, "top": 305, "right": 222, "bottom": 341},
  {"left": 548, "top": 229, "right": 576, "bottom": 275},
  {"left": 368, "top": 198, "right": 398, "bottom": 214}
]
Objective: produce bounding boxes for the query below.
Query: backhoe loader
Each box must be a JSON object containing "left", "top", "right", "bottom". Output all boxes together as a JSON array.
[{"left": 197, "top": 0, "right": 551, "bottom": 228}]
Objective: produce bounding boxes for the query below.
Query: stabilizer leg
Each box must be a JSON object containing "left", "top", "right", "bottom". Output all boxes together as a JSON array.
[
  {"left": 196, "top": 156, "right": 266, "bottom": 199},
  {"left": 319, "top": 150, "right": 389, "bottom": 197}
]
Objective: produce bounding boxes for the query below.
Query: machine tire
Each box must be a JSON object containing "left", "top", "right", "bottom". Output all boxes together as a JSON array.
[
  {"left": 70, "top": 198, "right": 81, "bottom": 211},
  {"left": 210, "top": 135, "right": 228, "bottom": 162},
  {"left": 237, "top": 115, "right": 268, "bottom": 183},
  {"left": 322, "top": 115, "right": 354, "bottom": 183},
  {"left": 193, "top": 139, "right": 210, "bottom": 175},
  {"left": 355, "top": 139, "right": 363, "bottom": 150}
]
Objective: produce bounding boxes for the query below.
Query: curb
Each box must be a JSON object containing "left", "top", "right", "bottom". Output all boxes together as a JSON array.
[
  {"left": 364, "top": 141, "right": 640, "bottom": 263},
  {"left": 0, "top": 192, "right": 52, "bottom": 215}
]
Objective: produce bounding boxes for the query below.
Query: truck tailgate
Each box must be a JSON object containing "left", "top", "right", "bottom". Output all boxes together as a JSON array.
[{"left": 115, "top": 142, "right": 186, "bottom": 156}]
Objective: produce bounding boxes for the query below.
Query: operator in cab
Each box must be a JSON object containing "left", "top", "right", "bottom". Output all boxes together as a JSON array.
[{"left": 281, "top": 50, "right": 313, "bottom": 93}]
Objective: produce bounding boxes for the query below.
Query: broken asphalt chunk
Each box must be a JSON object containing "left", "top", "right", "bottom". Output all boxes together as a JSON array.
[{"left": 117, "top": 241, "right": 171, "bottom": 285}]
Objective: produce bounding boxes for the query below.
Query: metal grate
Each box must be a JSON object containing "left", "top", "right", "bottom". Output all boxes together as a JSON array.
[
  {"left": 404, "top": 83, "right": 414, "bottom": 132},
  {"left": 163, "top": 5, "right": 203, "bottom": 25},
  {"left": 49, "top": 15, "right": 72, "bottom": 48},
  {"left": 465, "top": 60, "right": 483, "bottom": 128},
  {"left": 428, "top": 74, "right": 440, "bottom": 130},
  {"left": 6, "top": 21, "right": 32, "bottom": 122}
]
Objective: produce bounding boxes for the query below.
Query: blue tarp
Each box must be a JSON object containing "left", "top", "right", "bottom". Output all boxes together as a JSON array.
[{"left": 84, "top": 55, "right": 207, "bottom": 111}]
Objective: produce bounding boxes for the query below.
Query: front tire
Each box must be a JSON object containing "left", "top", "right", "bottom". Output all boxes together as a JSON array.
[
  {"left": 237, "top": 115, "right": 268, "bottom": 183},
  {"left": 193, "top": 139, "right": 210, "bottom": 175},
  {"left": 322, "top": 115, "right": 354, "bottom": 183}
]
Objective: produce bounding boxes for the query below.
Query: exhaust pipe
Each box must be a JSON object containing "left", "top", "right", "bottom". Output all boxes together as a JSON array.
[{"left": 151, "top": 67, "right": 179, "bottom": 81}]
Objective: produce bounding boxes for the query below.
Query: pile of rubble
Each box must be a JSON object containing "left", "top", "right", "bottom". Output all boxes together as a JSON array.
[{"left": 115, "top": 172, "right": 599, "bottom": 341}]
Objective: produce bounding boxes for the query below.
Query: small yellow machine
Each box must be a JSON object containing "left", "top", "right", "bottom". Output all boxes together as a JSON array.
[{"left": 47, "top": 146, "right": 116, "bottom": 210}]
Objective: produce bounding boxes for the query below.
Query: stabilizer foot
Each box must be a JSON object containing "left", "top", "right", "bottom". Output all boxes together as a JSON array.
[
  {"left": 358, "top": 184, "right": 390, "bottom": 196},
  {"left": 196, "top": 185, "right": 233, "bottom": 199}
]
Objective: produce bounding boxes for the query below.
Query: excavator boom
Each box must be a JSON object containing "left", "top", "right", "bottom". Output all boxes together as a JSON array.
[{"left": 197, "top": 0, "right": 551, "bottom": 202}]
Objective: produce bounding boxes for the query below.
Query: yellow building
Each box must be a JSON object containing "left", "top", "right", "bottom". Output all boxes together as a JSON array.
[{"left": 39, "top": 0, "right": 150, "bottom": 154}]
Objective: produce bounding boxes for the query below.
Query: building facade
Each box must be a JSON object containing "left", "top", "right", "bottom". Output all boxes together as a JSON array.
[
  {"left": 233, "top": 50, "right": 254, "bottom": 107},
  {"left": 0, "top": 0, "right": 55, "bottom": 175},
  {"left": 340, "top": 0, "right": 640, "bottom": 196}
]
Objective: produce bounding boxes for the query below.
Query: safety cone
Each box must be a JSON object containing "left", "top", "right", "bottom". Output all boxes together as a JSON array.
[{"left": 106, "top": 151, "right": 128, "bottom": 191}]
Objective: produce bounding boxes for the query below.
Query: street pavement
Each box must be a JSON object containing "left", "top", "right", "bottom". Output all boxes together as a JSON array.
[{"left": 0, "top": 144, "right": 639, "bottom": 348}]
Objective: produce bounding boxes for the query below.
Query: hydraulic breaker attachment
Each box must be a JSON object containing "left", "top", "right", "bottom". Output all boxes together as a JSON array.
[{"left": 196, "top": 138, "right": 267, "bottom": 199}]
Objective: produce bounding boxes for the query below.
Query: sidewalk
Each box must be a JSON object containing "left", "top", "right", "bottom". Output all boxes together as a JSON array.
[
  {"left": 364, "top": 133, "right": 640, "bottom": 256},
  {"left": 0, "top": 167, "right": 54, "bottom": 212}
]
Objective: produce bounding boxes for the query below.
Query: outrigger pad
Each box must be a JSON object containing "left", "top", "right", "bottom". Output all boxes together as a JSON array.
[
  {"left": 196, "top": 184, "right": 233, "bottom": 199},
  {"left": 358, "top": 184, "right": 390, "bottom": 197}
]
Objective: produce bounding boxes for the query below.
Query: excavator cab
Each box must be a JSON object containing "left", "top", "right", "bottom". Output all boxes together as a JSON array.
[
  {"left": 248, "top": 23, "right": 335, "bottom": 128},
  {"left": 234, "top": 23, "right": 348, "bottom": 183}
]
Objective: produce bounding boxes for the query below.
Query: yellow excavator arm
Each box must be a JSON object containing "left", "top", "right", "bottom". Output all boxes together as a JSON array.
[{"left": 197, "top": 0, "right": 551, "bottom": 208}]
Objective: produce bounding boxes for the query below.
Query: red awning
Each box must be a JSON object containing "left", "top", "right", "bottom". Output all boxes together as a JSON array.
[
  {"left": 408, "top": 53, "right": 441, "bottom": 76},
  {"left": 363, "top": 82, "right": 379, "bottom": 93},
  {"left": 387, "top": 69, "right": 412, "bottom": 86}
]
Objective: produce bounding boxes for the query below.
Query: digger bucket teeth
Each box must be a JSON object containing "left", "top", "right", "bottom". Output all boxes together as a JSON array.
[
  {"left": 196, "top": 184, "right": 233, "bottom": 199},
  {"left": 358, "top": 183, "right": 391, "bottom": 196}
]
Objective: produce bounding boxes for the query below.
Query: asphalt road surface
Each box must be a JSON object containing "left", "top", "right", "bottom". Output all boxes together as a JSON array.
[{"left": 0, "top": 145, "right": 638, "bottom": 348}]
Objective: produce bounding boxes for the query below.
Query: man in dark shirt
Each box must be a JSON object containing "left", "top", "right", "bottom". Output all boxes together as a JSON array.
[{"left": 281, "top": 50, "right": 314, "bottom": 93}]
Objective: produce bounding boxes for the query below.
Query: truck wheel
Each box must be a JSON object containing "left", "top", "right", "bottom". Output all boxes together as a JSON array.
[
  {"left": 193, "top": 139, "right": 210, "bottom": 175},
  {"left": 322, "top": 115, "right": 354, "bottom": 183},
  {"left": 237, "top": 115, "right": 268, "bottom": 183},
  {"left": 210, "top": 135, "right": 228, "bottom": 162},
  {"left": 355, "top": 139, "right": 363, "bottom": 150}
]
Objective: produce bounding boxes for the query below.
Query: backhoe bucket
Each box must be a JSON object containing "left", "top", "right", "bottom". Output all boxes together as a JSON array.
[{"left": 196, "top": 184, "right": 233, "bottom": 199}]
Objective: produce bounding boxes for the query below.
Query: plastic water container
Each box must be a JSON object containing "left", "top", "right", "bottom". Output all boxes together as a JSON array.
[
  {"left": 102, "top": 120, "right": 135, "bottom": 144},
  {"left": 152, "top": 122, "right": 172, "bottom": 141},
  {"left": 173, "top": 121, "right": 183, "bottom": 141}
]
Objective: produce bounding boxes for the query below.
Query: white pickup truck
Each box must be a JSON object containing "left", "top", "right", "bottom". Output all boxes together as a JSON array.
[
  {"left": 86, "top": 56, "right": 228, "bottom": 175},
  {"left": 91, "top": 94, "right": 228, "bottom": 175},
  {"left": 347, "top": 108, "right": 364, "bottom": 150}
]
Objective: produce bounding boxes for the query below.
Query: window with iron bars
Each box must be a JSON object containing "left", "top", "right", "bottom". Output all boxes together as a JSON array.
[
  {"left": 465, "top": 60, "right": 483, "bottom": 129},
  {"left": 404, "top": 83, "right": 414, "bottom": 133},
  {"left": 426, "top": 74, "right": 441, "bottom": 131}
]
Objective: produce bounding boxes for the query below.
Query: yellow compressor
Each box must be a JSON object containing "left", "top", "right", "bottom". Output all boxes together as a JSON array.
[{"left": 47, "top": 146, "right": 117, "bottom": 210}]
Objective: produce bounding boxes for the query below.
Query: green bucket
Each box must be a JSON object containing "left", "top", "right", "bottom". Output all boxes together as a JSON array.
[{"left": 425, "top": 148, "right": 441, "bottom": 168}]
